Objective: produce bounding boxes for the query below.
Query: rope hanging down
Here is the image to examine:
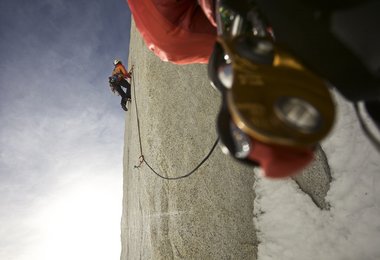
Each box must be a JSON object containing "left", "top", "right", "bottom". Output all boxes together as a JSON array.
[
  {"left": 130, "top": 67, "right": 220, "bottom": 180},
  {"left": 353, "top": 102, "right": 380, "bottom": 152}
]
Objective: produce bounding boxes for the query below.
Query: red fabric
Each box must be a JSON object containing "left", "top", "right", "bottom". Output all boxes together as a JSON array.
[
  {"left": 248, "top": 139, "right": 314, "bottom": 178},
  {"left": 198, "top": 0, "right": 216, "bottom": 27},
  {"left": 127, "top": 0, "right": 217, "bottom": 64}
]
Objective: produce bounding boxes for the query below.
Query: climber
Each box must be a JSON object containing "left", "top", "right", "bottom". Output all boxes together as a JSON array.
[{"left": 109, "top": 59, "right": 133, "bottom": 111}]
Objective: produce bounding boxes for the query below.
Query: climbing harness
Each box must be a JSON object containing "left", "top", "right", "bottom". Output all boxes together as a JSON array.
[{"left": 130, "top": 69, "right": 220, "bottom": 180}]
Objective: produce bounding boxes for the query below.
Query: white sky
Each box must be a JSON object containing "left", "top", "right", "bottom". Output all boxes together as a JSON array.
[{"left": 0, "top": 0, "right": 131, "bottom": 259}]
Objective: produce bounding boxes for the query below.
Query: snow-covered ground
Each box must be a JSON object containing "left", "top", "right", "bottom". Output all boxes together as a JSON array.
[{"left": 254, "top": 91, "right": 380, "bottom": 260}]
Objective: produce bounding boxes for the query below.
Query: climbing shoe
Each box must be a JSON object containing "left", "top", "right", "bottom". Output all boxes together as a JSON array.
[{"left": 121, "top": 100, "right": 128, "bottom": 111}]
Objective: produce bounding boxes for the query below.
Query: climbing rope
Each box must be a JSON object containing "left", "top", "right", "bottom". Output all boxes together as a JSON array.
[
  {"left": 130, "top": 66, "right": 220, "bottom": 180},
  {"left": 353, "top": 102, "right": 380, "bottom": 152}
]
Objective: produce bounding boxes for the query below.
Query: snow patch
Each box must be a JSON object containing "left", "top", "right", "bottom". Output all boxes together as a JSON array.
[{"left": 254, "top": 91, "right": 380, "bottom": 260}]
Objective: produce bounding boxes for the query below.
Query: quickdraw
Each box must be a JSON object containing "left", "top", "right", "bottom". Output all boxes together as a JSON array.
[{"left": 134, "top": 155, "right": 145, "bottom": 169}]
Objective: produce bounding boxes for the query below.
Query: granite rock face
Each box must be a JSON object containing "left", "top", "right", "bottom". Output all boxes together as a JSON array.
[
  {"left": 120, "top": 21, "right": 257, "bottom": 260},
  {"left": 292, "top": 146, "right": 332, "bottom": 210},
  {"left": 120, "top": 20, "right": 331, "bottom": 260}
]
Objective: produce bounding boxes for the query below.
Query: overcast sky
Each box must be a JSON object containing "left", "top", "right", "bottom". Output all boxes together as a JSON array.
[{"left": 0, "top": 0, "right": 131, "bottom": 259}]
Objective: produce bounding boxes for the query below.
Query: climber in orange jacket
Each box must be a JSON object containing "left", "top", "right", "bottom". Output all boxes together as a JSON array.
[{"left": 109, "top": 59, "right": 133, "bottom": 111}]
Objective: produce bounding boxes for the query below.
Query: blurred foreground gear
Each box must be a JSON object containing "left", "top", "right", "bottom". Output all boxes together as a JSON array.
[{"left": 208, "top": 0, "right": 337, "bottom": 178}]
